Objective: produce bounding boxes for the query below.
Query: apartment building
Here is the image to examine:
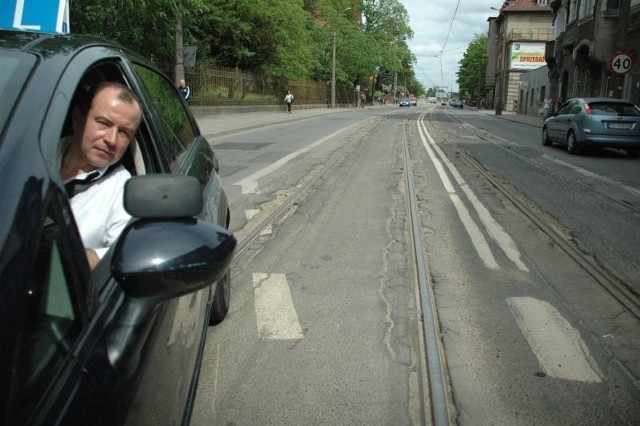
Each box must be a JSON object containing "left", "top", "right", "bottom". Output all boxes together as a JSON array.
[
  {"left": 487, "top": 0, "right": 640, "bottom": 115},
  {"left": 547, "top": 0, "right": 640, "bottom": 105},
  {"left": 486, "top": 0, "right": 554, "bottom": 113}
]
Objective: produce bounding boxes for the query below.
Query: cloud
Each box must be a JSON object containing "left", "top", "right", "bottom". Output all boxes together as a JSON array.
[{"left": 399, "top": 0, "right": 500, "bottom": 93}]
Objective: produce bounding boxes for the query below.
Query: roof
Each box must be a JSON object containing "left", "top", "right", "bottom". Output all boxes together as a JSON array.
[{"left": 499, "top": 0, "right": 552, "bottom": 12}]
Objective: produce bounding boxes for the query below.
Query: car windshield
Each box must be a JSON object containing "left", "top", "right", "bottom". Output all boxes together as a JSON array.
[
  {"left": 0, "top": 51, "right": 36, "bottom": 143},
  {"left": 588, "top": 102, "right": 640, "bottom": 117}
]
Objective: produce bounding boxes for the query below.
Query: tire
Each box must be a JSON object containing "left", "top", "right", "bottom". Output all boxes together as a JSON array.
[
  {"left": 542, "top": 127, "right": 552, "bottom": 146},
  {"left": 209, "top": 269, "right": 230, "bottom": 325},
  {"left": 626, "top": 149, "right": 640, "bottom": 159},
  {"left": 566, "top": 131, "right": 580, "bottom": 155}
]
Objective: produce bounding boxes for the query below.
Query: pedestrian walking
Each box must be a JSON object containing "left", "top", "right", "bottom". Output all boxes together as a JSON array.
[
  {"left": 541, "top": 95, "right": 551, "bottom": 121},
  {"left": 360, "top": 92, "right": 366, "bottom": 108},
  {"left": 178, "top": 79, "right": 191, "bottom": 102},
  {"left": 284, "top": 90, "right": 294, "bottom": 113}
]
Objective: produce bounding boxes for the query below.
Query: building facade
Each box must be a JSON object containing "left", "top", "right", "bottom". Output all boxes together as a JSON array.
[
  {"left": 488, "top": 0, "right": 640, "bottom": 117},
  {"left": 546, "top": 0, "right": 640, "bottom": 107},
  {"left": 486, "top": 0, "right": 554, "bottom": 113}
]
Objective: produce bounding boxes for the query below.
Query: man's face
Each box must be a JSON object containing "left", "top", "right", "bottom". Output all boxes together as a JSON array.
[
  {"left": 180, "top": 79, "right": 186, "bottom": 87},
  {"left": 73, "top": 86, "right": 141, "bottom": 170}
]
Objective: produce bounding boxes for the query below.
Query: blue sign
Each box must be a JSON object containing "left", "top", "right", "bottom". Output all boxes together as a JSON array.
[{"left": 0, "top": 0, "right": 69, "bottom": 33}]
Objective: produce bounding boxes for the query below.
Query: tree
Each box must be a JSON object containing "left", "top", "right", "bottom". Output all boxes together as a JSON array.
[{"left": 457, "top": 33, "right": 488, "bottom": 101}]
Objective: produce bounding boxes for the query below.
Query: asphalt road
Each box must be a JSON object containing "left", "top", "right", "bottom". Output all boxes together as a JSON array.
[{"left": 192, "top": 104, "right": 640, "bottom": 425}]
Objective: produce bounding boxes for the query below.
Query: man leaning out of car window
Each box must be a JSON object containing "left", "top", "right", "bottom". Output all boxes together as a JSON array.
[{"left": 59, "top": 82, "right": 142, "bottom": 269}]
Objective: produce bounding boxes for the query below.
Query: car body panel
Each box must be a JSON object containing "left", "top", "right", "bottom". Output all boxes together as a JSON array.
[
  {"left": 543, "top": 97, "right": 640, "bottom": 155},
  {"left": 0, "top": 29, "right": 232, "bottom": 424},
  {"left": 398, "top": 98, "right": 411, "bottom": 107}
]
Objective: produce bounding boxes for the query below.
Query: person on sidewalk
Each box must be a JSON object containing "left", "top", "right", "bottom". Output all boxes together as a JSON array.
[
  {"left": 284, "top": 90, "right": 294, "bottom": 113},
  {"left": 541, "top": 95, "right": 552, "bottom": 121},
  {"left": 179, "top": 79, "right": 191, "bottom": 103}
]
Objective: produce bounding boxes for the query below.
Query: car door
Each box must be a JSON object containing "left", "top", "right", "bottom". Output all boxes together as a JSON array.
[
  {"left": 0, "top": 183, "right": 96, "bottom": 425},
  {"left": 34, "top": 50, "right": 207, "bottom": 423},
  {"left": 548, "top": 100, "right": 578, "bottom": 142}
]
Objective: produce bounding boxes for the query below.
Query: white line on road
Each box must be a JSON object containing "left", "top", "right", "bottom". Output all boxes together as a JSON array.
[
  {"left": 417, "top": 116, "right": 499, "bottom": 269},
  {"left": 507, "top": 297, "right": 602, "bottom": 382},
  {"left": 543, "top": 155, "right": 640, "bottom": 198},
  {"left": 253, "top": 273, "right": 304, "bottom": 340},
  {"left": 234, "top": 124, "right": 361, "bottom": 194},
  {"left": 417, "top": 114, "right": 529, "bottom": 272}
]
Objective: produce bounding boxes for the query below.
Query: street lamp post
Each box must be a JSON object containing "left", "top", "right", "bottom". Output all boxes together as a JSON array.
[{"left": 331, "top": 32, "right": 336, "bottom": 109}]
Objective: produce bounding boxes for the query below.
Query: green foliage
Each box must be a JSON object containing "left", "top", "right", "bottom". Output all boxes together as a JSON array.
[
  {"left": 457, "top": 33, "right": 488, "bottom": 100},
  {"left": 69, "top": 0, "right": 417, "bottom": 86}
]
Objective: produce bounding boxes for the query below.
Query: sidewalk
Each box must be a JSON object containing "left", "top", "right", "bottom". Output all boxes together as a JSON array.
[
  {"left": 475, "top": 108, "right": 543, "bottom": 128},
  {"left": 195, "top": 107, "right": 347, "bottom": 138},
  {"left": 195, "top": 105, "right": 544, "bottom": 138}
]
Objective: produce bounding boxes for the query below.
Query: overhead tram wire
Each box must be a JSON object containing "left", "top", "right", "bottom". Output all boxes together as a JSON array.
[{"left": 439, "top": 0, "right": 461, "bottom": 87}]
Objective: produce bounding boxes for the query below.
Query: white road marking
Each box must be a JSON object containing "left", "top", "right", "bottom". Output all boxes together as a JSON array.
[
  {"left": 245, "top": 209, "right": 260, "bottom": 220},
  {"left": 543, "top": 155, "right": 640, "bottom": 198},
  {"left": 235, "top": 124, "right": 360, "bottom": 194},
  {"left": 507, "top": 297, "right": 602, "bottom": 382},
  {"left": 253, "top": 273, "right": 304, "bottom": 340},
  {"left": 417, "top": 117, "right": 499, "bottom": 269},
  {"left": 417, "top": 114, "right": 529, "bottom": 272}
]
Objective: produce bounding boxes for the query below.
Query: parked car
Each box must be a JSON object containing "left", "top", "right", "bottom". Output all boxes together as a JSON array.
[
  {"left": 0, "top": 29, "right": 236, "bottom": 424},
  {"left": 542, "top": 97, "right": 640, "bottom": 157},
  {"left": 451, "top": 100, "right": 464, "bottom": 109},
  {"left": 399, "top": 98, "right": 411, "bottom": 107},
  {"left": 409, "top": 97, "right": 418, "bottom": 106}
]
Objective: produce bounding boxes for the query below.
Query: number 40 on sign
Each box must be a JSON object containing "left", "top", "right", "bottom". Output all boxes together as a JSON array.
[{"left": 610, "top": 52, "right": 633, "bottom": 76}]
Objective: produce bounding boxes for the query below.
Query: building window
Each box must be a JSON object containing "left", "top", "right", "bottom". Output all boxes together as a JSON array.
[{"left": 578, "top": 0, "right": 595, "bottom": 18}]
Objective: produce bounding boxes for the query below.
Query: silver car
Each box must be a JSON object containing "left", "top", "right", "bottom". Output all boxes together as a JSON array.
[{"left": 542, "top": 97, "right": 640, "bottom": 158}]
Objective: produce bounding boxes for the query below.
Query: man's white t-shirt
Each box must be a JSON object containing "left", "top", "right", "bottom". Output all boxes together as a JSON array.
[{"left": 65, "top": 165, "right": 131, "bottom": 258}]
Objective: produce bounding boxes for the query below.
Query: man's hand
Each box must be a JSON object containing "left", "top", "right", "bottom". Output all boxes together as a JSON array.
[{"left": 85, "top": 248, "right": 100, "bottom": 270}]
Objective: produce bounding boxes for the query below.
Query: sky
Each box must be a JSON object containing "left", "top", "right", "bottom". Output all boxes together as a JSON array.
[{"left": 399, "top": 0, "right": 502, "bottom": 93}]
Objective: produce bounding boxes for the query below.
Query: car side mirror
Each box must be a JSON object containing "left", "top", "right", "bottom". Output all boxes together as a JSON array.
[
  {"left": 112, "top": 175, "right": 236, "bottom": 300},
  {"left": 107, "top": 175, "right": 236, "bottom": 378}
]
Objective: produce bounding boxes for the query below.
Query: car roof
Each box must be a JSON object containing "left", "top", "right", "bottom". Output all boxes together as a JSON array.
[
  {"left": 572, "top": 97, "right": 634, "bottom": 104},
  {"left": 0, "top": 29, "right": 149, "bottom": 67}
]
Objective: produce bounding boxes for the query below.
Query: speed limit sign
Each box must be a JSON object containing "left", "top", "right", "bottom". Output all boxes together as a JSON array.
[{"left": 610, "top": 52, "right": 633, "bottom": 75}]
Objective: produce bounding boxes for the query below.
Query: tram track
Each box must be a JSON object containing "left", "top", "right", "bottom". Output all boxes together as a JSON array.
[
  {"left": 422, "top": 110, "right": 640, "bottom": 320},
  {"left": 227, "top": 112, "right": 456, "bottom": 425}
]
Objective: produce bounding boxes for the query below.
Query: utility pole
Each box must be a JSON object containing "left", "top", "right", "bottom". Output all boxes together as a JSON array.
[
  {"left": 331, "top": 32, "right": 336, "bottom": 109},
  {"left": 175, "top": 15, "right": 184, "bottom": 86}
]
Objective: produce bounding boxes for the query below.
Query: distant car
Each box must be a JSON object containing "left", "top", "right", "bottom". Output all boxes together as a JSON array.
[
  {"left": 451, "top": 100, "right": 464, "bottom": 109},
  {"left": 0, "top": 29, "right": 236, "bottom": 424},
  {"left": 409, "top": 97, "right": 418, "bottom": 106},
  {"left": 399, "top": 98, "right": 411, "bottom": 107},
  {"left": 542, "top": 97, "right": 640, "bottom": 157}
]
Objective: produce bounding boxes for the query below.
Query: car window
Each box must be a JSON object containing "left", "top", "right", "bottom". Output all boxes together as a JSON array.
[
  {"left": 568, "top": 101, "right": 582, "bottom": 114},
  {"left": 0, "top": 51, "right": 36, "bottom": 144},
  {"left": 12, "top": 197, "right": 83, "bottom": 422},
  {"left": 557, "top": 102, "right": 572, "bottom": 115},
  {"left": 133, "top": 65, "right": 197, "bottom": 163},
  {"left": 589, "top": 102, "right": 640, "bottom": 117}
]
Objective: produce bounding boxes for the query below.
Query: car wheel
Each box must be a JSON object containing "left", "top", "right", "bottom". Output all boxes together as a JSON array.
[
  {"left": 626, "top": 149, "right": 640, "bottom": 159},
  {"left": 209, "top": 269, "right": 230, "bottom": 325},
  {"left": 542, "top": 127, "right": 552, "bottom": 146},
  {"left": 566, "top": 131, "right": 580, "bottom": 155}
]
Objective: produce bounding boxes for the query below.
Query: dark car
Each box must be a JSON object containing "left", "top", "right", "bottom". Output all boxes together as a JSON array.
[
  {"left": 542, "top": 97, "right": 640, "bottom": 157},
  {"left": 399, "top": 98, "right": 411, "bottom": 107},
  {"left": 451, "top": 100, "right": 464, "bottom": 109},
  {"left": 0, "top": 29, "right": 236, "bottom": 424}
]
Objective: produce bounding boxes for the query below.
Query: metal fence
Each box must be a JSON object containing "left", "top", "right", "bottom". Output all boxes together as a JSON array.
[{"left": 160, "top": 63, "right": 355, "bottom": 107}]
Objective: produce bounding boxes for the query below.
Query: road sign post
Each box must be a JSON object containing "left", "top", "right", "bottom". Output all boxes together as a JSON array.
[{"left": 609, "top": 52, "right": 633, "bottom": 76}]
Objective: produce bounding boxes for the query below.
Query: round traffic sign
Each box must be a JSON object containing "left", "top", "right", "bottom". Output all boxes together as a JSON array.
[{"left": 610, "top": 52, "right": 633, "bottom": 75}]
